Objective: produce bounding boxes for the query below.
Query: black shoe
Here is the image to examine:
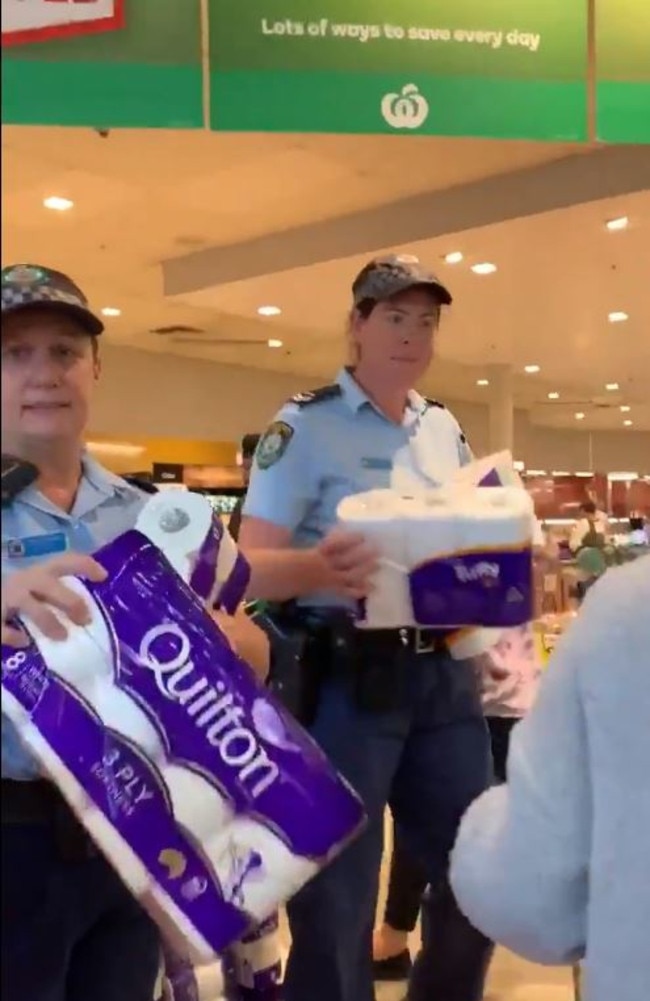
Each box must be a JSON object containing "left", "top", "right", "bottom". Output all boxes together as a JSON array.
[{"left": 373, "top": 949, "right": 412, "bottom": 982}]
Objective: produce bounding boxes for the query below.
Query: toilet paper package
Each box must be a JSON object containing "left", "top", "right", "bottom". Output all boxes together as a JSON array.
[
  {"left": 136, "top": 491, "right": 250, "bottom": 613},
  {"left": 338, "top": 485, "right": 534, "bottom": 636},
  {"left": 1, "top": 530, "right": 366, "bottom": 963}
]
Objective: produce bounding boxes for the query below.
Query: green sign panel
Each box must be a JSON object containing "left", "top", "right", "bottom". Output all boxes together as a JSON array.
[
  {"left": 596, "top": 0, "right": 650, "bottom": 144},
  {"left": 208, "top": 0, "right": 588, "bottom": 141},
  {"left": 2, "top": 0, "right": 203, "bottom": 129}
]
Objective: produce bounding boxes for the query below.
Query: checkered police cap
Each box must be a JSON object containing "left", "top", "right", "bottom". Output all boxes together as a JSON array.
[
  {"left": 1, "top": 264, "right": 104, "bottom": 336},
  {"left": 352, "top": 254, "right": 452, "bottom": 307}
]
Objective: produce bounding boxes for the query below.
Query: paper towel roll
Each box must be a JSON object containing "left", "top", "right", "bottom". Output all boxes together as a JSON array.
[{"left": 160, "top": 763, "right": 235, "bottom": 845}]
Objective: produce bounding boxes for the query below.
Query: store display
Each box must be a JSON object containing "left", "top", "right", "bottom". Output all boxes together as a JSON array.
[{"left": 1, "top": 530, "right": 367, "bottom": 964}]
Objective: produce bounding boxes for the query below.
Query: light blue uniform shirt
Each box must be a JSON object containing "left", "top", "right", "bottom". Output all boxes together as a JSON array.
[
  {"left": 243, "top": 367, "right": 472, "bottom": 605},
  {"left": 1, "top": 456, "right": 147, "bottom": 781}
]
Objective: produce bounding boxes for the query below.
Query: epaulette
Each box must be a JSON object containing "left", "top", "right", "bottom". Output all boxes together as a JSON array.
[
  {"left": 123, "top": 475, "right": 158, "bottom": 495},
  {"left": 1, "top": 454, "right": 39, "bottom": 507},
  {"left": 290, "top": 384, "right": 342, "bottom": 407},
  {"left": 424, "top": 397, "right": 446, "bottom": 410}
]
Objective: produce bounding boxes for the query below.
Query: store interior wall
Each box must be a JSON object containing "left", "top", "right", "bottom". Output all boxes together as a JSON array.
[{"left": 92, "top": 345, "right": 650, "bottom": 471}]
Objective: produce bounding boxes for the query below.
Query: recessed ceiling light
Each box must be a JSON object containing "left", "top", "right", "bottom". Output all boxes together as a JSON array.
[
  {"left": 524, "top": 364, "right": 541, "bottom": 374},
  {"left": 575, "top": 412, "right": 586, "bottom": 420},
  {"left": 606, "top": 216, "right": 628, "bottom": 231},
  {"left": 444, "top": 251, "right": 464, "bottom": 264},
  {"left": 620, "top": 405, "right": 631, "bottom": 413},
  {"left": 608, "top": 311, "right": 628, "bottom": 323},
  {"left": 101, "top": 307, "right": 121, "bottom": 317},
  {"left": 257, "top": 305, "right": 281, "bottom": 317},
  {"left": 623, "top": 419, "right": 633, "bottom": 427},
  {"left": 547, "top": 391, "right": 560, "bottom": 400},
  {"left": 43, "top": 195, "right": 74, "bottom": 211},
  {"left": 267, "top": 338, "right": 283, "bottom": 348},
  {"left": 476, "top": 378, "right": 489, "bottom": 387},
  {"left": 471, "top": 262, "right": 497, "bottom": 275},
  {"left": 605, "top": 382, "right": 619, "bottom": 391}
]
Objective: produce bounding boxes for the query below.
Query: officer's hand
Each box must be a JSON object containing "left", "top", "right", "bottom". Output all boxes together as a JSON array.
[
  {"left": 318, "top": 528, "right": 379, "bottom": 599},
  {"left": 1, "top": 553, "right": 108, "bottom": 648},
  {"left": 212, "top": 607, "right": 270, "bottom": 684}
]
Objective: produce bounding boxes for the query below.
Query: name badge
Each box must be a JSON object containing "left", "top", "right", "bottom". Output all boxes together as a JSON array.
[
  {"left": 4, "top": 532, "right": 69, "bottom": 560},
  {"left": 361, "top": 457, "right": 392, "bottom": 471}
]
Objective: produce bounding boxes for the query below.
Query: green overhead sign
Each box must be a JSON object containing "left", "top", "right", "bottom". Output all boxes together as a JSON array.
[
  {"left": 1, "top": 0, "right": 203, "bottom": 129},
  {"left": 595, "top": 0, "right": 650, "bottom": 143},
  {"left": 208, "top": 0, "right": 589, "bottom": 141}
]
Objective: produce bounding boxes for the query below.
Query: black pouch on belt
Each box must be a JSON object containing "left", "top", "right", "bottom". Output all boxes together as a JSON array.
[
  {"left": 332, "top": 624, "right": 408, "bottom": 714},
  {"left": 258, "top": 606, "right": 325, "bottom": 726}
]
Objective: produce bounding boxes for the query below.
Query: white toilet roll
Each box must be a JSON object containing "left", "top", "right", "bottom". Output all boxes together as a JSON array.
[{"left": 160, "top": 763, "right": 235, "bottom": 845}]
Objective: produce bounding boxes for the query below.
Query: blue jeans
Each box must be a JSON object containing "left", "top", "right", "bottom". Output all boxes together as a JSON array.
[
  {"left": 1, "top": 822, "right": 160, "bottom": 1001},
  {"left": 284, "top": 651, "right": 493, "bottom": 1001}
]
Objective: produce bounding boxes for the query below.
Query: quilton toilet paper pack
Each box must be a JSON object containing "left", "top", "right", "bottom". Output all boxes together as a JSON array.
[
  {"left": 135, "top": 491, "right": 250, "bottom": 613},
  {"left": 1, "top": 530, "right": 366, "bottom": 963}
]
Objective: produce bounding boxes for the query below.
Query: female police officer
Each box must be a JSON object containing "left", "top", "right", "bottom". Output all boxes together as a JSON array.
[
  {"left": 1, "top": 263, "right": 269, "bottom": 1001},
  {"left": 239, "top": 254, "right": 494, "bottom": 1001}
]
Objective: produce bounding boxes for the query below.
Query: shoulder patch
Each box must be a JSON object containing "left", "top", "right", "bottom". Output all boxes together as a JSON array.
[
  {"left": 290, "top": 384, "right": 342, "bottom": 407},
  {"left": 256, "top": 421, "right": 295, "bottom": 470},
  {"left": 424, "top": 397, "right": 446, "bottom": 410}
]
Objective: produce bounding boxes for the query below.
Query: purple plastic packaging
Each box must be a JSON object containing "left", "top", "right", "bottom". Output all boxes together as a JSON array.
[
  {"left": 409, "top": 548, "right": 533, "bottom": 628},
  {"left": 1, "top": 530, "right": 366, "bottom": 960}
]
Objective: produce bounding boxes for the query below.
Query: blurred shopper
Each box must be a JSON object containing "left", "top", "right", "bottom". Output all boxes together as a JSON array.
[
  {"left": 569, "top": 499, "right": 609, "bottom": 554},
  {"left": 1, "top": 263, "right": 268, "bottom": 1001},
  {"left": 239, "top": 254, "right": 494, "bottom": 1001},
  {"left": 373, "top": 623, "right": 542, "bottom": 982},
  {"left": 451, "top": 557, "right": 650, "bottom": 1001},
  {"left": 229, "top": 433, "right": 261, "bottom": 541}
]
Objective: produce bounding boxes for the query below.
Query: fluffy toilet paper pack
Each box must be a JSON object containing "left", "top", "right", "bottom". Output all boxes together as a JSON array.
[
  {"left": 136, "top": 491, "right": 249, "bottom": 613},
  {"left": 338, "top": 485, "right": 534, "bottom": 634},
  {"left": 1, "top": 530, "right": 366, "bottom": 963}
]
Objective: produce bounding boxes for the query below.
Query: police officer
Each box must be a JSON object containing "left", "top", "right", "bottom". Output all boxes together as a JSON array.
[
  {"left": 0, "top": 263, "right": 269, "bottom": 1001},
  {"left": 238, "top": 254, "right": 494, "bottom": 1001}
]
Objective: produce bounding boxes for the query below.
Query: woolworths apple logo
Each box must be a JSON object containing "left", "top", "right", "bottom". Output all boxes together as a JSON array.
[{"left": 381, "top": 84, "right": 429, "bottom": 130}]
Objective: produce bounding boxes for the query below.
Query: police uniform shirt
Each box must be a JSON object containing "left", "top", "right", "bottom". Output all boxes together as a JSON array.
[
  {"left": 1, "top": 455, "right": 148, "bottom": 781},
  {"left": 243, "top": 368, "right": 473, "bottom": 605}
]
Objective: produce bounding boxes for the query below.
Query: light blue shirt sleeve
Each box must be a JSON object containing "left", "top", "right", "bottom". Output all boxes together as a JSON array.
[
  {"left": 450, "top": 558, "right": 650, "bottom": 980},
  {"left": 243, "top": 404, "right": 320, "bottom": 532}
]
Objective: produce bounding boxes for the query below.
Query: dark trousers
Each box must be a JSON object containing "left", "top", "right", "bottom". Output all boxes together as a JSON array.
[
  {"left": 1, "top": 810, "right": 160, "bottom": 1001},
  {"left": 383, "top": 714, "right": 518, "bottom": 935},
  {"left": 283, "top": 651, "right": 494, "bottom": 1001}
]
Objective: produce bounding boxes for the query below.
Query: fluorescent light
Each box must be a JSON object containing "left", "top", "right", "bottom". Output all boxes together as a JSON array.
[
  {"left": 471, "top": 262, "right": 497, "bottom": 275},
  {"left": 620, "top": 405, "right": 631, "bottom": 413},
  {"left": 526, "top": 470, "right": 547, "bottom": 477},
  {"left": 267, "top": 338, "right": 283, "bottom": 348},
  {"left": 575, "top": 412, "right": 586, "bottom": 420},
  {"left": 258, "top": 305, "right": 281, "bottom": 317},
  {"left": 608, "top": 311, "right": 628, "bottom": 323},
  {"left": 623, "top": 419, "right": 633, "bottom": 427},
  {"left": 606, "top": 216, "right": 628, "bottom": 231},
  {"left": 574, "top": 472, "right": 593, "bottom": 478},
  {"left": 547, "top": 391, "right": 560, "bottom": 400},
  {"left": 524, "top": 364, "right": 541, "bottom": 374},
  {"left": 513, "top": 460, "right": 525, "bottom": 471},
  {"left": 101, "top": 307, "right": 121, "bottom": 317},
  {"left": 608, "top": 471, "right": 638, "bottom": 481},
  {"left": 605, "top": 382, "right": 619, "bottom": 391},
  {"left": 552, "top": 471, "right": 571, "bottom": 477},
  {"left": 444, "top": 251, "right": 464, "bottom": 264},
  {"left": 43, "top": 195, "right": 74, "bottom": 211},
  {"left": 476, "top": 378, "right": 489, "bottom": 387}
]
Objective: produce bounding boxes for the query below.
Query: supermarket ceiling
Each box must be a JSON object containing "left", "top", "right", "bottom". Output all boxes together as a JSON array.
[{"left": 2, "top": 125, "right": 650, "bottom": 432}]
